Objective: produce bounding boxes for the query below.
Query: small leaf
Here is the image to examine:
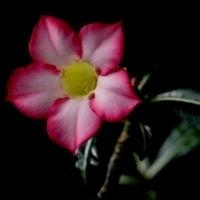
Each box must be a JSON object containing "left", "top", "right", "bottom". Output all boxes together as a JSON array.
[
  {"left": 75, "top": 122, "right": 123, "bottom": 197},
  {"left": 76, "top": 138, "right": 100, "bottom": 186},
  {"left": 130, "top": 123, "right": 152, "bottom": 161},
  {"left": 119, "top": 175, "right": 140, "bottom": 185},
  {"left": 150, "top": 88, "right": 200, "bottom": 105}
]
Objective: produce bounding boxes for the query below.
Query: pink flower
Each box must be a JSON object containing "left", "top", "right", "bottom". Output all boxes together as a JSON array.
[{"left": 7, "top": 16, "right": 141, "bottom": 153}]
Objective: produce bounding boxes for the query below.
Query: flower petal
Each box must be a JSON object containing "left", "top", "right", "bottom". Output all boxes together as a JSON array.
[
  {"left": 29, "top": 16, "right": 82, "bottom": 69},
  {"left": 47, "top": 97, "right": 102, "bottom": 153},
  {"left": 90, "top": 69, "right": 142, "bottom": 122},
  {"left": 79, "top": 22, "right": 124, "bottom": 75},
  {"left": 7, "top": 63, "right": 63, "bottom": 119}
]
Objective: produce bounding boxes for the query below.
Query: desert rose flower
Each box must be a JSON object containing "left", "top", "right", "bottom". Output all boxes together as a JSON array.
[{"left": 7, "top": 16, "right": 141, "bottom": 153}]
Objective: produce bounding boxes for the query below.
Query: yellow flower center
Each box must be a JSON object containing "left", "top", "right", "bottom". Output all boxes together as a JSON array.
[{"left": 60, "top": 61, "right": 98, "bottom": 98}]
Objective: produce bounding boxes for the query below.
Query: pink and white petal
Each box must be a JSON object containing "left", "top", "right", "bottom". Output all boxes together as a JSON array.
[
  {"left": 29, "top": 16, "right": 82, "bottom": 69},
  {"left": 47, "top": 97, "right": 102, "bottom": 153},
  {"left": 79, "top": 22, "right": 124, "bottom": 75},
  {"left": 90, "top": 69, "right": 142, "bottom": 122},
  {"left": 7, "top": 63, "right": 63, "bottom": 119}
]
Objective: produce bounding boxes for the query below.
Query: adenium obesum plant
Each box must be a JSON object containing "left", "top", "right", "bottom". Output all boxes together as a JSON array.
[{"left": 7, "top": 16, "right": 141, "bottom": 153}]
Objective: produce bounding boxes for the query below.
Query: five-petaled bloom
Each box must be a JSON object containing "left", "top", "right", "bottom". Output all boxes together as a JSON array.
[{"left": 7, "top": 16, "right": 141, "bottom": 153}]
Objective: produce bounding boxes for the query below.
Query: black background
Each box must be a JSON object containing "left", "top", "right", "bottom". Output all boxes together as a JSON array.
[{"left": 1, "top": 1, "right": 199, "bottom": 199}]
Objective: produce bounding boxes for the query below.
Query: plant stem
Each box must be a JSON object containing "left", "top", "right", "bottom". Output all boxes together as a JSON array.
[{"left": 97, "top": 120, "right": 131, "bottom": 199}]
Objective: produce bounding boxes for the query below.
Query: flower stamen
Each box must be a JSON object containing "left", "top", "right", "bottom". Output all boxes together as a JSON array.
[
  {"left": 60, "top": 61, "right": 97, "bottom": 98},
  {"left": 88, "top": 92, "right": 95, "bottom": 100},
  {"left": 95, "top": 68, "right": 101, "bottom": 77}
]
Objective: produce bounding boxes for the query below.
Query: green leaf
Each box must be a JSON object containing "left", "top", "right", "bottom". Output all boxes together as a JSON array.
[
  {"left": 156, "top": 120, "right": 200, "bottom": 159},
  {"left": 175, "top": 109, "right": 200, "bottom": 131},
  {"left": 134, "top": 120, "right": 200, "bottom": 180},
  {"left": 119, "top": 175, "right": 140, "bottom": 185},
  {"left": 150, "top": 88, "right": 200, "bottom": 105},
  {"left": 149, "top": 89, "right": 200, "bottom": 131}
]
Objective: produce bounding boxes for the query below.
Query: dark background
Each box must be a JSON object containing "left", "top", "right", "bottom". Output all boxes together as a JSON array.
[{"left": 1, "top": 1, "right": 199, "bottom": 199}]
